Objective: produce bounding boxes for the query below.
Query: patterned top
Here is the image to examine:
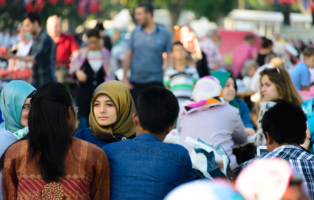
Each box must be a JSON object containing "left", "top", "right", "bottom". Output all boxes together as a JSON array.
[
  {"left": 199, "top": 37, "right": 222, "bottom": 70},
  {"left": 163, "top": 66, "right": 199, "bottom": 100},
  {"left": 241, "top": 145, "right": 314, "bottom": 199},
  {"left": 2, "top": 137, "right": 110, "bottom": 200},
  {"left": 29, "top": 28, "right": 56, "bottom": 88}
]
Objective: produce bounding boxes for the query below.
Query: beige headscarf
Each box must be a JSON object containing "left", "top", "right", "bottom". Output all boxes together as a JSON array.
[{"left": 89, "top": 81, "right": 136, "bottom": 142}]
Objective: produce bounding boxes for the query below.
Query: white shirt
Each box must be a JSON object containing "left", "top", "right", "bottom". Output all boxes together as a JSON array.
[{"left": 87, "top": 50, "right": 102, "bottom": 72}]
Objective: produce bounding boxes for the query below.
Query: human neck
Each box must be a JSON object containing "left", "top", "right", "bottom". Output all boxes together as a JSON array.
[
  {"left": 174, "top": 60, "right": 186, "bottom": 71},
  {"left": 34, "top": 27, "right": 42, "bottom": 37},
  {"left": 143, "top": 20, "right": 156, "bottom": 33},
  {"left": 51, "top": 34, "right": 60, "bottom": 42},
  {"left": 137, "top": 130, "right": 167, "bottom": 142}
]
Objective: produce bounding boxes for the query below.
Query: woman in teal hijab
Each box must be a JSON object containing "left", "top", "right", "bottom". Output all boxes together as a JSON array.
[
  {"left": 0, "top": 80, "right": 36, "bottom": 136},
  {"left": 211, "top": 71, "right": 255, "bottom": 136}
]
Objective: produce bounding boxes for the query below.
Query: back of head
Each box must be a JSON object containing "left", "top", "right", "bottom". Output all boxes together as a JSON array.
[
  {"left": 23, "top": 12, "right": 41, "bottom": 25},
  {"left": 136, "top": 1, "right": 154, "bottom": 16},
  {"left": 137, "top": 86, "right": 179, "bottom": 134},
  {"left": 245, "top": 34, "right": 255, "bottom": 42},
  {"left": 303, "top": 47, "right": 314, "bottom": 58},
  {"left": 262, "top": 38, "right": 273, "bottom": 49},
  {"left": 28, "top": 82, "right": 74, "bottom": 182},
  {"left": 259, "top": 68, "right": 303, "bottom": 106},
  {"left": 261, "top": 100, "right": 306, "bottom": 144}
]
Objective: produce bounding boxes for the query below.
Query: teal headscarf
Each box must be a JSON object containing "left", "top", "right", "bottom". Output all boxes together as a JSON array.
[
  {"left": 0, "top": 80, "right": 36, "bottom": 133},
  {"left": 211, "top": 71, "right": 240, "bottom": 113}
]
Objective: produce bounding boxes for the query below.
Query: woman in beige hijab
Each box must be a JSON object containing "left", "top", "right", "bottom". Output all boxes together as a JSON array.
[{"left": 74, "top": 81, "right": 136, "bottom": 147}]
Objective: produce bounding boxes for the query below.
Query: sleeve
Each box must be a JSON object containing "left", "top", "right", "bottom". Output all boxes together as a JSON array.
[
  {"left": 232, "top": 111, "right": 249, "bottom": 144},
  {"left": 69, "top": 50, "right": 83, "bottom": 76},
  {"left": 90, "top": 151, "right": 110, "bottom": 200},
  {"left": 163, "top": 69, "right": 171, "bottom": 87},
  {"left": 238, "top": 98, "right": 254, "bottom": 129},
  {"left": 34, "top": 37, "right": 51, "bottom": 63},
  {"left": 250, "top": 47, "right": 258, "bottom": 58},
  {"left": 301, "top": 68, "right": 310, "bottom": 87},
  {"left": 164, "top": 30, "right": 172, "bottom": 53},
  {"left": 2, "top": 152, "right": 18, "bottom": 199},
  {"left": 69, "top": 35, "right": 79, "bottom": 52},
  {"left": 180, "top": 152, "right": 194, "bottom": 184},
  {"left": 126, "top": 30, "right": 135, "bottom": 51}
]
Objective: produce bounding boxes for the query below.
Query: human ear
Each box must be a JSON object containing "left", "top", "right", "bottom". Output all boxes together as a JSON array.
[{"left": 133, "top": 113, "right": 139, "bottom": 126}]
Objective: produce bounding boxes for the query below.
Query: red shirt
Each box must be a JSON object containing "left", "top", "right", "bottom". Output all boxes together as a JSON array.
[{"left": 55, "top": 33, "right": 79, "bottom": 67}]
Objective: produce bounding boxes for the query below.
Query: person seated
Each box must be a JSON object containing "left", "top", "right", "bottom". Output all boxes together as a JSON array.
[
  {"left": 164, "top": 41, "right": 199, "bottom": 106},
  {"left": 254, "top": 68, "right": 303, "bottom": 146},
  {"left": 177, "top": 76, "right": 249, "bottom": 169},
  {"left": 290, "top": 47, "right": 314, "bottom": 91},
  {"left": 240, "top": 100, "right": 314, "bottom": 197},
  {"left": 240, "top": 59, "right": 257, "bottom": 92},
  {"left": 0, "top": 82, "right": 110, "bottom": 199},
  {"left": 102, "top": 86, "right": 194, "bottom": 200},
  {"left": 211, "top": 71, "right": 255, "bottom": 136},
  {"left": 74, "top": 81, "right": 136, "bottom": 148}
]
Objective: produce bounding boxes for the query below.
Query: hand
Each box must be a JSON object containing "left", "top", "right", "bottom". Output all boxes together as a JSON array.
[
  {"left": 123, "top": 77, "right": 133, "bottom": 90},
  {"left": 245, "top": 128, "right": 255, "bottom": 136},
  {"left": 75, "top": 70, "right": 87, "bottom": 83},
  {"left": 0, "top": 53, "right": 13, "bottom": 60}
]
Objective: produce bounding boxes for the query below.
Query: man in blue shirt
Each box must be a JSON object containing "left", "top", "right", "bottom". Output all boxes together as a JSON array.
[
  {"left": 102, "top": 87, "right": 194, "bottom": 200},
  {"left": 290, "top": 47, "right": 314, "bottom": 91},
  {"left": 122, "top": 2, "right": 172, "bottom": 106}
]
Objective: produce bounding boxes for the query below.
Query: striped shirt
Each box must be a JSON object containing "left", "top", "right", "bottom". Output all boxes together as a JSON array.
[
  {"left": 163, "top": 66, "right": 199, "bottom": 100},
  {"left": 241, "top": 145, "right": 314, "bottom": 199}
]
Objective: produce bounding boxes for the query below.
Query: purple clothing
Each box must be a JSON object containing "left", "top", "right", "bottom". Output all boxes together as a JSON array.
[
  {"left": 69, "top": 47, "right": 111, "bottom": 82},
  {"left": 232, "top": 44, "right": 257, "bottom": 78},
  {"left": 177, "top": 104, "right": 248, "bottom": 169}
]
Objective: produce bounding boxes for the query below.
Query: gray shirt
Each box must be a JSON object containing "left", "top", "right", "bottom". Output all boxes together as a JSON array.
[
  {"left": 0, "top": 128, "right": 18, "bottom": 200},
  {"left": 127, "top": 25, "right": 172, "bottom": 83}
]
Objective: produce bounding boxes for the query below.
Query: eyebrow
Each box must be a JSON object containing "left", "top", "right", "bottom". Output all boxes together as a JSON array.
[{"left": 94, "top": 100, "right": 113, "bottom": 103}]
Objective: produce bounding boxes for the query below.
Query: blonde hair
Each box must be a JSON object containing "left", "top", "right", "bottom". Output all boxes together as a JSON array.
[{"left": 258, "top": 68, "right": 303, "bottom": 106}]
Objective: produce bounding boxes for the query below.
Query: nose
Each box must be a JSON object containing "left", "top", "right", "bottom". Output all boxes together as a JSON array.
[
  {"left": 261, "top": 86, "right": 266, "bottom": 92},
  {"left": 99, "top": 105, "right": 106, "bottom": 113}
]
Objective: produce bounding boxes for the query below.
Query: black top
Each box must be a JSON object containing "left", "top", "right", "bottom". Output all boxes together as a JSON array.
[
  {"left": 196, "top": 51, "right": 210, "bottom": 78},
  {"left": 103, "top": 36, "right": 112, "bottom": 52},
  {"left": 257, "top": 52, "right": 276, "bottom": 67},
  {"left": 76, "top": 59, "right": 105, "bottom": 117}
]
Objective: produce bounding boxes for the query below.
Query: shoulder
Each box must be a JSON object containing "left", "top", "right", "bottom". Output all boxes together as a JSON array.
[
  {"left": 186, "top": 66, "right": 198, "bottom": 73},
  {"left": 235, "top": 98, "right": 248, "bottom": 107},
  {"left": 5, "top": 140, "right": 28, "bottom": 159},
  {"left": 72, "top": 137, "right": 106, "bottom": 157},
  {"left": 74, "top": 128, "right": 92, "bottom": 139}
]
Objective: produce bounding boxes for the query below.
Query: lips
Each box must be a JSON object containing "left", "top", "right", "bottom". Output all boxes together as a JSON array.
[{"left": 99, "top": 117, "right": 108, "bottom": 120}]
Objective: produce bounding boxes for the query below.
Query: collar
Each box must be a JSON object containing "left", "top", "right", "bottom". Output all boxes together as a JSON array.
[
  {"left": 34, "top": 28, "right": 45, "bottom": 40},
  {"left": 134, "top": 133, "right": 161, "bottom": 142},
  {"left": 140, "top": 24, "right": 160, "bottom": 33},
  {"left": 273, "top": 144, "right": 304, "bottom": 152},
  {"left": 55, "top": 33, "right": 66, "bottom": 44}
]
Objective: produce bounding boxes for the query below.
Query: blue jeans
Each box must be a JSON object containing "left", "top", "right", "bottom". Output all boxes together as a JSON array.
[{"left": 78, "top": 116, "right": 89, "bottom": 130}]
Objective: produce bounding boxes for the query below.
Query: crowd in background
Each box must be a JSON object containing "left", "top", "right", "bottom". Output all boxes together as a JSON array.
[{"left": 0, "top": 1, "right": 313, "bottom": 200}]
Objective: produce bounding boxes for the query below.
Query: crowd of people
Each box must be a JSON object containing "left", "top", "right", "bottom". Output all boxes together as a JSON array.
[{"left": 0, "top": 1, "right": 314, "bottom": 200}]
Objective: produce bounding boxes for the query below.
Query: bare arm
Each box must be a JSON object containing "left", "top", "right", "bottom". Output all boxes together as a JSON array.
[
  {"left": 1, "top": 53, "right": 36, "bottom": 63},
  {"left": 302, "top": 85, "right": 309, "bottom": 91},
  {"left": 122, "top": 50, "right": 133, "bottom": 89}
]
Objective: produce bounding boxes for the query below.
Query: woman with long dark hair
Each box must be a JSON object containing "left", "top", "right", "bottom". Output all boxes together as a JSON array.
[{"left": 0, "top": 82, "right": 110, "bottom": 199}]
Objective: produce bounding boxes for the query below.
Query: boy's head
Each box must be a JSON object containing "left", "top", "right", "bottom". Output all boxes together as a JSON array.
[
  {"left": 262, "top": 100, "right": 307, "bottom": 152},
  {"left": 171, "top": 41, "right": 187, "bottom": 61},
  {"left": 134, "top": 86, "right": 179, "bottom": 139},
  {"left": 303, "top": 47, "right": 314, "bottom": 69},
  {"left": 244, "top": 34, "right": 255, "bottom": 46},
  {"left": 86, "top": 29, "right": 100, "bottom": 51}
]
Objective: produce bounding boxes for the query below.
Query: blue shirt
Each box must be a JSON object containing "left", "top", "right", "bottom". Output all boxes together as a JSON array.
[
  {"left": 74, "top": 128, "right": 109, "bottom": 148},
  {"left": 236, "top": 98, "right": 254, "bottom": 129},
  {"left": 290, "top": 62, "right": 310, "bottom": 90},
  {"left": 102, "top": 133, "right": 194, "bottom": 200},
  {"left": 127, "top": 25, "right": 172, "bottom": 83}
]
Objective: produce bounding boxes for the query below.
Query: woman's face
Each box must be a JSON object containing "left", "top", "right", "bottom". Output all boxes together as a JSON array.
[
  {"left": 222, "top": 77, "right": 236, "bottom": 102},
  {"left": 261, "top": 75, "right": 280, "bottom": 101},
  {"left": 248, "top": 65, "right": 257, "bottom": 77},
  {"left": 93, "top": 94, "right": 117, "bottom": 126},
  {"left": 20, "top": 98, "right": 31, "bottom": 127}
]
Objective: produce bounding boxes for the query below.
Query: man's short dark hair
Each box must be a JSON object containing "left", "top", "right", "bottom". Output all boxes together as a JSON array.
[
  {"left": 137, "top": 86, "right": 179, "bottom": 135},
  {"left": 171, "top": 41, "right": 184, "bottom": 51},
  {"left": 136, "top": 2, "right": 154, "bottom": 15},
  {"left": 262, "top": 100, "right": 307, "bottom": 144},
  {"left": 245, "top": 34, "right": 255, "bottom": 41},
  {"left": 23, "top": 12, "right": 41, "bottom": 25},
  {"left": 95, "top": 22, "right": 105, "bottom": 31},
  {"left": 86, "top": 29, "right": 100, "bottom": 39}
]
